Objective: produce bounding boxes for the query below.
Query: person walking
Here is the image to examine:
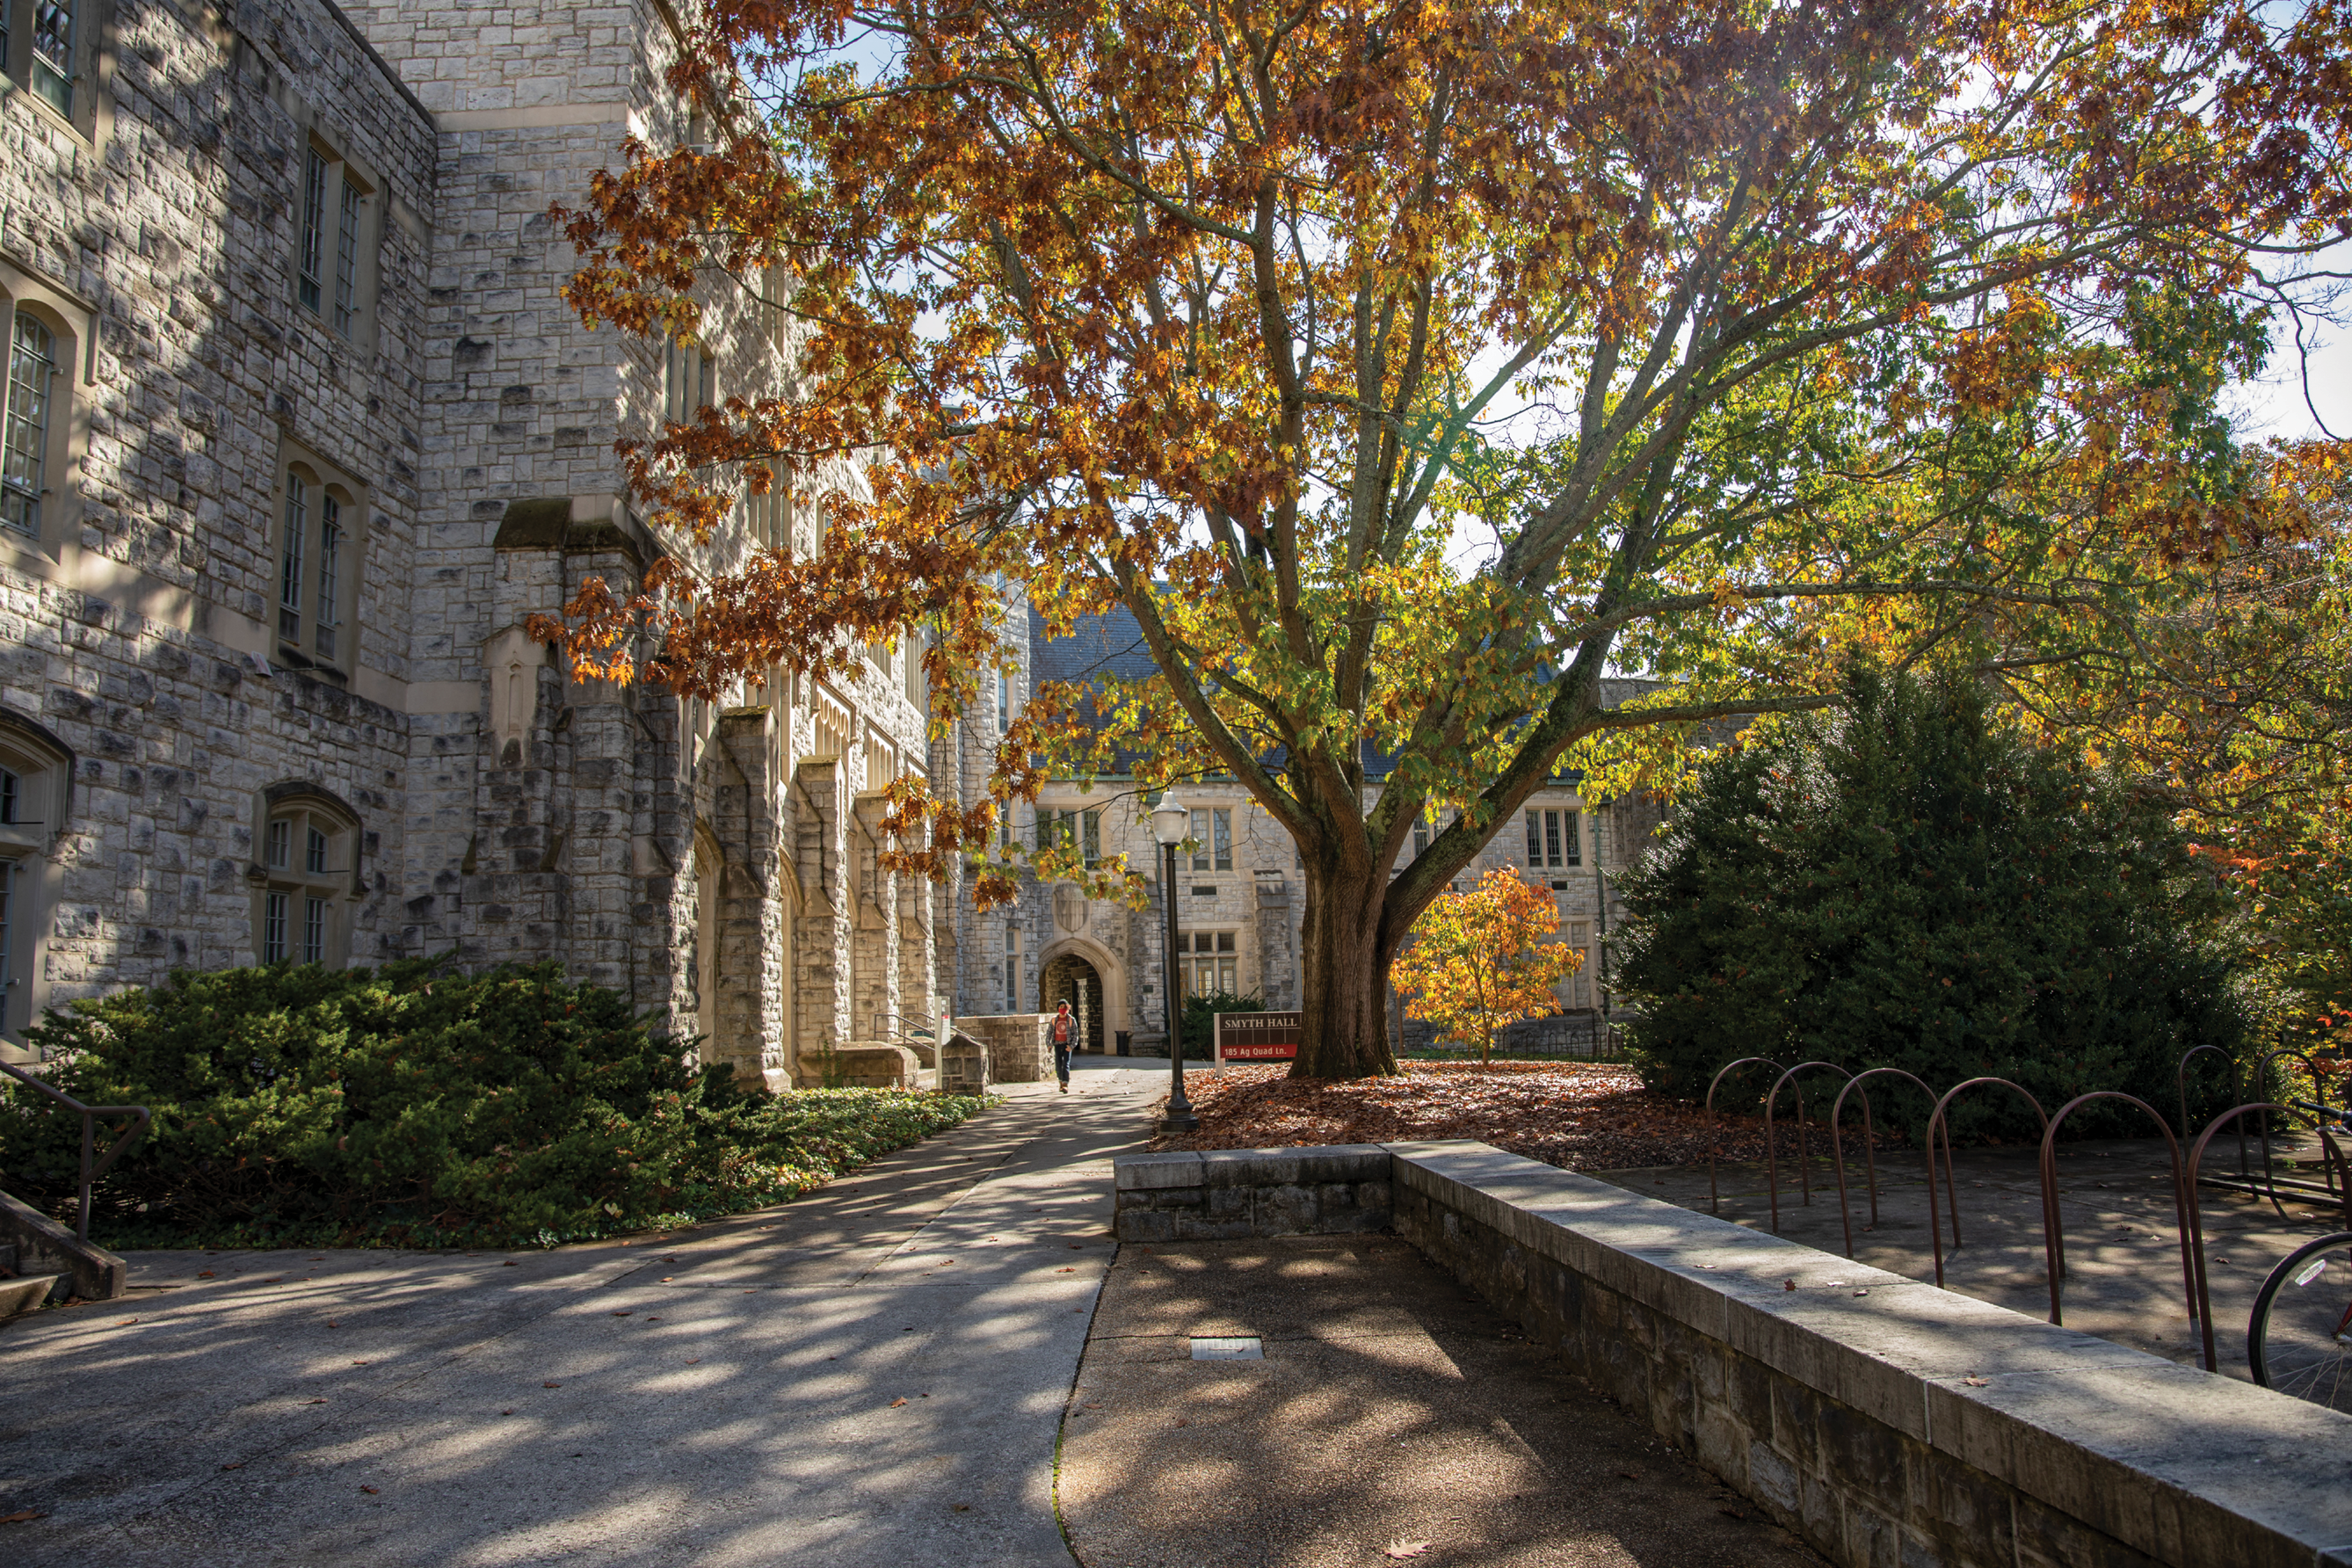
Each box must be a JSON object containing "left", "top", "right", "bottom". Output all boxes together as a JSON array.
[{"left": 1050, "top": 999, "right": 1077, "bottom": 1093}]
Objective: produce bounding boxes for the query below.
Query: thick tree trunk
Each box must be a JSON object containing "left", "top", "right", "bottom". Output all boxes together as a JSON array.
[{"left": 1290, "top": 852, "right": 1398, "bottom": 1078}]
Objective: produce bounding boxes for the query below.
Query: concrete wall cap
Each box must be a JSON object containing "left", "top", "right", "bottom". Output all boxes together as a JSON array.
[{"left": 1114, "top": 1152, "right": 1206, "bottom": 1191}]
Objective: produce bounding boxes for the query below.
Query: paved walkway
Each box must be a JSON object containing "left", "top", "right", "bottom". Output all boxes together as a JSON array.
[
  {"left": 0, "top": 1058, "right": 1166, "bottom": 1567},
  {"left": 1060, "top": 1235, "right": 1826, "bottom": 1567}
]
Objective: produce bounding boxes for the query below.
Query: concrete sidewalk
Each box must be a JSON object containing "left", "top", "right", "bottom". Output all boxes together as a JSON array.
[
  {"left": 1060, "top": 1234, "right": 1826, "bottom": 1567},
  {"left": 0, "top": 1061, "right": 1167, "bottom": 1567}
]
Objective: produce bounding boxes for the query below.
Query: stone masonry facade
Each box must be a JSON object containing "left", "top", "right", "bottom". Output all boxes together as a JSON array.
[{"left": 0, "top": 0, "right": 943, "bottom": 1086}]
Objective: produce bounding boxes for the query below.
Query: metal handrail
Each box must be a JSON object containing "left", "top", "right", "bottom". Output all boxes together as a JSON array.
[
  {"left": 0, "top": 1057, "right": 150, "bottom": 1243},
  {"left": 870, "top": 1011, "right": 938, "bottom": 1042}
]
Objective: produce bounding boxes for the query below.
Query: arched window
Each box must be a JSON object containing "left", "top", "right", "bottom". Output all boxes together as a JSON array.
[
  {"left": 251, "top": 790, "right": 359, "bottom": 967},
  {"left": 2, "top": 310, "right": 56, "bottom": 537},
  {"left": 0, "top": 716, "right": 71, "bottom": 1042}
]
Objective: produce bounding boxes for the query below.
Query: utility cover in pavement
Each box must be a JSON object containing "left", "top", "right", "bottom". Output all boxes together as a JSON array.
[{"left": 1190, "top": 1336, "right": 1263, "bottom": 1360}]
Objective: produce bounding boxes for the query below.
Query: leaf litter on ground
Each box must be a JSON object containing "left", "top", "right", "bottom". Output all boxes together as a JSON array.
[{"left": 1149, "top": 1062, "right": 1890, "bottom": 1172}]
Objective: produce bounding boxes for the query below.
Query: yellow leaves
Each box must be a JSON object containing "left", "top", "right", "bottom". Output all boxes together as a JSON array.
[{"left": 1393, "top": 869, "right": 1583, "bottom": 1063}]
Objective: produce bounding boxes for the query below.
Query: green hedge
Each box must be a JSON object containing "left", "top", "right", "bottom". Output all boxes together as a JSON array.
[{"left": 0, "top": 958, "right": 984, "bottom": 1249}]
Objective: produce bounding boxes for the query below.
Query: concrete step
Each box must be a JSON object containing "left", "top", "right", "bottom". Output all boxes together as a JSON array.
[{"left": 0, "top": 1272, "right": 64, "bottom": 1320}]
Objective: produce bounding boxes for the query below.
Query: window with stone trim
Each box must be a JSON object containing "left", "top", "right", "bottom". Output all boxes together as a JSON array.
[
  {"left": 664, "top": 335, "right": 715, "bottom": 424},
  {"left": 742, "top": 474, "right": 790, "bottom": 550},
  {"left": 1, "top": 0, "right": 91, "bottom": 127},
  {"left": 272, "top": 447, "right": 366, "bottom": 671},
  {"left": 1177, "top": 931, "right": 1238, "bottom": 998},
  {"left": 2, "top": 309, "right": 57, "bottom": 538},
  {"left": 251, "top": 792, "right": 358, "bottom": 968},
  {"left": 291, "top": 135, "right": 380, "bottom": 343},
  {"left": 1189, "top": 808, "right": 1231, "bottom": 872},
  {"left": 0, "top": 718, "right": 68, "bottom": 1041},
  {"left": 1003, "top": 924, "right": 1020, "bottom": 1011},
  {"left": 903, "top": 628, "right": 927, "bottom": 709},
  {"left": 1523, "top": 808, "right": 1579, "bottom": 870}
]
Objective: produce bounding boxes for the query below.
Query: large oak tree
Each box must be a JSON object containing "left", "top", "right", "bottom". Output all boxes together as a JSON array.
[{"left": 542, "top": 0, "right": 2352, "bottom": 1076}]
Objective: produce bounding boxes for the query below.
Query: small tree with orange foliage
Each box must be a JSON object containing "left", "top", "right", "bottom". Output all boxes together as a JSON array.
[{"left": 1392, "top": 869, "right": 1584, "bottom": 1067}]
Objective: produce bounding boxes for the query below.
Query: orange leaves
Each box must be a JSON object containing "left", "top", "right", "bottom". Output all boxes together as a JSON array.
[
  {"left": 532, "top": 0, "right": 2352, "bottom": 1080},
  {"left": 1156, "top": 1061, "right": 1884, "bottom": 1169},
  {"left": 1392, "top": 869, "right": 1583, "bottom": 1063}
]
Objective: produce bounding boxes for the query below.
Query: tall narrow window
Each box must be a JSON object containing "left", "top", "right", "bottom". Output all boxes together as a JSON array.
[
  {"left": 664, "top": 337, "right": 714, "bottom": 423},
  {"left": 0, "top": 860, "right": 17, "bottom": 1032},
  {"left": 1545, "top": 810, "right": 1563, "bottom": 867},
  {"left": 273, "top": 456, "right": 364, "bottom": 668},
  {"left": 302, "top": 897, "right": 327, "bottom": 965},
  {"left": 1081, "top": 809, "right": 1100, "bottom": 869},
  {"left": 1187, "top": 808, "right": 1237, "bottom": 869},
  {"left": 996, "top": 673, "right": 1010, "bottom": 734},
  {"left": 0, "top": 728, "right": 66, "bottom": 1040},
  {"left": 1004, "top": 924, "right": 1020, "bottom": 1011},
  {"left": 305, "top": 824, "right": 330, "bottom": 875},
  {"left": 279, "top": 474, "right": 308, "bottom": 642},
  {"left": 265, "top": 818, "right": 291, "bottom": 869},
  {"left": 297, "top": 148, "right": 330, "bottom": 315},
  {"left": 315, "top": 497, "right": 343, "bottom": 657},
  {"left": 32, "top": 0, "right": 74, "bottom": 117},
  {"left": 1525, "top": 810, "right": 1543, "bottom": 867},
  {"left": 262, "top": 890, "right": 289, "bottom": 963},
  {"left": 2, "top": 312, "right": 55, "bottom": 537},
  {"left": 1414, "top": 818, "right": 1431, "bottom": 859},
  {"left": 334, "top": 180, "right": 364, "bottom": 337}
]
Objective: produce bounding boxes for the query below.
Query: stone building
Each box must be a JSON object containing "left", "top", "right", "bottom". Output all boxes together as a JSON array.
[
  {"left": 0, "top": 0, "right": 944, "bottom": 1084},
  {"left": 952, "top": 603, "right": 1666, "bottom": 1057}
]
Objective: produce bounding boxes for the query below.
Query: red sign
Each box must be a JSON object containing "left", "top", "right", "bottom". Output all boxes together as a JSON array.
[{"left": 1214, "top": 1010, "right": 1303, "bottom": 1063}]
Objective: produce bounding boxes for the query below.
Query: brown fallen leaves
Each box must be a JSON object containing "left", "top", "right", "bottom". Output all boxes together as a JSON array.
[{"left": 1150, "top": 1063, "right": 1888, "bottom": 1172}]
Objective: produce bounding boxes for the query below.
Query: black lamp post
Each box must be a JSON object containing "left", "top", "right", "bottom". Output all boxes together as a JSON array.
[{"left": 1151, "top": 788, "right": 1198, "bottom": 1132}]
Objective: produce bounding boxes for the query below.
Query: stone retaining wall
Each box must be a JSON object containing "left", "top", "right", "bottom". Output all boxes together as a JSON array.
[
  {"left": 955, "top": 1013, "right": 1056, "bottom": 1083},
  {"left": 1114, "top": 1145, "right": 1390, "bottom": 1240},
  {"left": 1113, "top": 1141, "right": 2352, "bottom": 1568}
]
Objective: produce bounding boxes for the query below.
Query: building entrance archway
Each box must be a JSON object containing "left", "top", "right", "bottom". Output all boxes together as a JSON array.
[{"left": 1040, "top": 949, "right": 1106, "bottom": 1054}]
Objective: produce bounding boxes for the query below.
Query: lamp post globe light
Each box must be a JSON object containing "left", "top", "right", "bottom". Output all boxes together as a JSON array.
[{"left": 1151, "top": 789, "right": 1198, "bottom": 1133}]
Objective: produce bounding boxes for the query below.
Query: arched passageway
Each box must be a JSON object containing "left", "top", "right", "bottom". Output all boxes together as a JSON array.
[{"left": 1040, "top": 951, "right": 1105, "bottom": 1054}]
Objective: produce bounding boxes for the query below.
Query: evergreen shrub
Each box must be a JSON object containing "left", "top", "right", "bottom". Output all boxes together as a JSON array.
[
  {"left": 0, "top": 958, "right": 983, "bottom": 1248},
  {"left": 1183, "top": 990, "right": 1263, "bottom": 1059},
  {"left": 1613, "top": 671, "right": 2247, "bottom": 1143}
]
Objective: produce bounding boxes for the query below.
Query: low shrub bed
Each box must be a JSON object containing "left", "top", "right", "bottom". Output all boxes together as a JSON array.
[{"left": 0, "top": 958, "right": 985, "bottom": 1250}]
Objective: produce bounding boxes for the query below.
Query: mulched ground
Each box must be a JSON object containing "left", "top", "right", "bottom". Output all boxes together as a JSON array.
[{"left": 1149, "top": 1061, "right": 1887, "bottom": 1172}]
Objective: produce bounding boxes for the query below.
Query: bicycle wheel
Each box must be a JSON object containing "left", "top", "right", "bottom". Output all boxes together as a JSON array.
[{"left": 2247, "top": 1230, "right": 2352, "bottom": 1412}]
